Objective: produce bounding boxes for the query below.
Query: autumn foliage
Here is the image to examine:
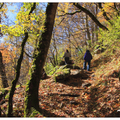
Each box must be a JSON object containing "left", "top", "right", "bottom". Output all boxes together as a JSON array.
[{"left": 0, "top": 2, "right": 120, "bottom": 117}]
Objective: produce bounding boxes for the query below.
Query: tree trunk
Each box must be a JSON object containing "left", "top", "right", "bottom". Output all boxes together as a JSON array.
[
  {"left": 0, "top": 52, "right": 9, "bottom": 88},
  {"left": 7, "top": 33, "right": 29, "bottom": 117},
  {"left": 91, "top": 21, "right": 94, "bottom": 45},
  {"left": 53, "top": 35, "right": 58, "bottom": 66},
  {"left": 86, "top": 14, "right": 91, "bottom": 42},
  {"left": 24, "top": 3, "right": 58, "bottom": 117},
  {"left": 7, "top": 3, "right": 36, "bottom": 117},
  {"left": 95, "top": 3, "right": 98, "bottom": 42},
  {"left": 0, "top": 4, "right": 7, "bottom": 87}
]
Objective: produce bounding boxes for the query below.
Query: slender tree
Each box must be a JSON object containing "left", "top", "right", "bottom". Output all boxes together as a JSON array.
[
  {"left": 7, "top": 3, "right": 36, "bottom": 117},
  {"left": 24, "top": 3, "right": 58, "bottom": 117},
  {"left": 0, "top": 52, "right": 9, "bottom": 88},
  {"left": 0, "top": 2, "right": 8, "bottom": 88}
]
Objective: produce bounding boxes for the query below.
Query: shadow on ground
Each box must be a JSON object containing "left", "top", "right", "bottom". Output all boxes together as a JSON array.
[
  {"left": 57, "top": 77, "right": 83, "bottom": 87},
  {"left": 55, "top": 70, "right": 91, "bottom": 87}
]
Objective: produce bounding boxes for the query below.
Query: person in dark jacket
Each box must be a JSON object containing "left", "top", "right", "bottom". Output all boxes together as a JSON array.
[
  {"left": 83, "top": 50, "right": 92, "bottom": 71},
  {"left": 63, "top": 49, "right": 71, "bottom": 64}
]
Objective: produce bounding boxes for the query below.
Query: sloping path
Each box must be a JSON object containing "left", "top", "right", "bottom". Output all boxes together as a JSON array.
[{"left": 0, "top": 68, "right": 120, "bottom": 117}]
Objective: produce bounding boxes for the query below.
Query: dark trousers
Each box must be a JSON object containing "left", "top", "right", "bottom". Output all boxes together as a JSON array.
[{"left": 65, "top": 57, "right": 69, "bottom": 64}]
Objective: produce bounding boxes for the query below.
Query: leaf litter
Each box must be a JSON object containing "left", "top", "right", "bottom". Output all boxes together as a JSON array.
[{"left": 0, "top": 69, "right": 120, "bottom": 117}]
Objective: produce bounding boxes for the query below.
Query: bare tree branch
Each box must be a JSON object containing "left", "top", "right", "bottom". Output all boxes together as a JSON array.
[
  {"left": 24, "top": 50, "right": 34, "bottom": 58},
  {"left": 58, "top": 18, "right": 64, "bottom": 25},
  {"left": 0, "top": 3, "right": 4, "bottom": 9},
  {"left": 73, "top": 3, "right": 108, "bottom": 30},
  {"left": 59, "top": 10, "right": 82, "bottom": 16}
]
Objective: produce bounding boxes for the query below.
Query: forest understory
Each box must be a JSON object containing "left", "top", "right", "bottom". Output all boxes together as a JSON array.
[{"left": 1, "top": 60, "right": 120, "bottom": 117}]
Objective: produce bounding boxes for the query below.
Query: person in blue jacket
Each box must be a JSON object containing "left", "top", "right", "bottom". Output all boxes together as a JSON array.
[{"left": 83, "top": 50, "right": 92, "bottom": 71}]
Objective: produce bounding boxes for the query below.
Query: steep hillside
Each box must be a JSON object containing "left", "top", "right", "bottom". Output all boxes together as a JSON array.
[{"left": 0, "top": 49, "right": 120, "bottom": 117}]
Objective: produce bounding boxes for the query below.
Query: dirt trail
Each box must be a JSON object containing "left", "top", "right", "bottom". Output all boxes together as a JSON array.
[{"left": 0, "top": 67, "right": 120, "bottom": 117}]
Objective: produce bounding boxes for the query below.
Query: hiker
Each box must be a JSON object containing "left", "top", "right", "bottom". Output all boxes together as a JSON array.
[
  {"left": 83, "top": 50, "right": 92, "bottom": 71},
  {"left": 63, "top": 49, "right": 71, "bottom": 64}
]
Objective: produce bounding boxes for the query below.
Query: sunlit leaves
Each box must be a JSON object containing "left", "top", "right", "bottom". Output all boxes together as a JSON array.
[
  {"left": 0, "top": 43, "right": 17, "bottom": 85},
  {"left": 97, "top": 3, "right": 118, "bottom": 23},
  {"left": 98, "top": 16, "right": 120, "bottom": 56},
  {"left": 1, "top": 2, "right": 45, "bottom": 38}
]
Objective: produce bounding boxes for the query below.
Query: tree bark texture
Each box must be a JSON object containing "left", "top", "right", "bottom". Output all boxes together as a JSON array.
[
  {"left": 7, "top": 3, "right": 36, "bottom": 117},
  {"left": 24, "top": 3, "right": 58, "bottom": 117},
  {"left": 73, "top": 3, "right": 108, "bottom": 31},
  {"left": 86, "top": 14, "right": 91, "bottom": 41},
  {"left": 0, "top": 52, "right": 9, "bottom": 88},
  {"left": 95, "top": 3, "right": 98, "bottom": 42}
]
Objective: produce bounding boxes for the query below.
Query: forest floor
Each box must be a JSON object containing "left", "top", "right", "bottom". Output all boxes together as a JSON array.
[
  {"left": 1, "top": 67, "right": 120, "bottom": 117},
  {"left": 1, "top": 53, "right": 120, "bottom": 117},
  {"left": 37, "top": 68, "right": 120, "bottom": 117}
]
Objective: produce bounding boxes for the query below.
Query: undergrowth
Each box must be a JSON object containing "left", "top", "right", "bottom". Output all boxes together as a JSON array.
[{"left": 92, "top": 48, "right": 120, "bottom": 79}]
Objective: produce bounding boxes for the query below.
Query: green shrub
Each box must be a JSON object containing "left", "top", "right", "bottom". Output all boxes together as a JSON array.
[
  {"left": 53, "top": 65, "right": 70, "bottom": 82},
  {"left": 98, "top": 16, "right": 120, "bottom": 54},
  {"left": 48, "top": 65, "right": 59, "bottom": 75}
]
